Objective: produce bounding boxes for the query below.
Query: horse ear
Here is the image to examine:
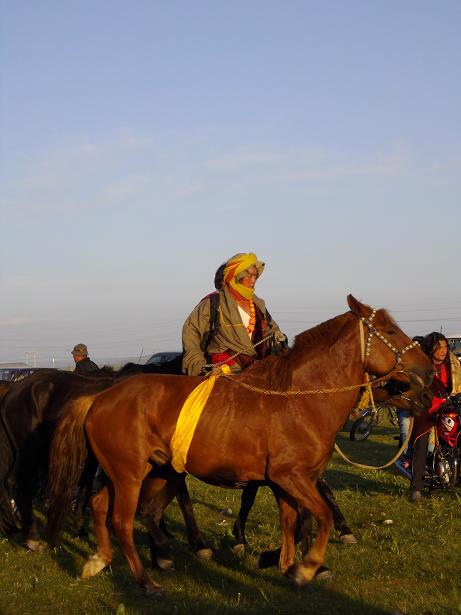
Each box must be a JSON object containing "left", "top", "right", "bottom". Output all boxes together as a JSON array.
[{"left": 347, "top": 294, "right": 369, "bottom": 317}]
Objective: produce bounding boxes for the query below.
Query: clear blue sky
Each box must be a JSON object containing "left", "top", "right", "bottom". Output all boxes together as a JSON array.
[{"left": 1, "top": 1, "right": 460, "bottom": 366}]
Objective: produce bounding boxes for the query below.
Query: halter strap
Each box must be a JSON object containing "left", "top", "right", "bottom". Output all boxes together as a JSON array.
[{"left": 359, "top": 309, "right": 420, "bottom": 371}]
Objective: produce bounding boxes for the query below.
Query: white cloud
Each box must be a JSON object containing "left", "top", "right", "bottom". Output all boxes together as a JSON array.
[
  {"left": 2, "top": 135, "right": 459, "bottom": 221},
  {"left": 0, "top": 317, "right": 33, "bottom": 326},
  {"left": 203, "top": 143, "right": 411, "bottom": 182}
]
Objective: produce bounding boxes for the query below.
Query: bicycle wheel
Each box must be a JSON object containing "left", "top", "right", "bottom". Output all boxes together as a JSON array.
[
  {"left": 386, "top": 406, "right": 399, "bottom": 427},
  {"left": 349, "top": 412, "right": 375, "bottom": 441}
]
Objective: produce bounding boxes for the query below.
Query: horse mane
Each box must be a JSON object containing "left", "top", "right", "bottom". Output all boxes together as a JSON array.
[
  {"left": 374, "top": 308, "right": 398, "bottom": 328},
  {"left": 240, "top": 311, "right": 352, "bottom": 390},
  {"left": 289, "top": 307, "right": 397, "bottom": 355},
  {"left": 96, "top": 365, "right": 116, "bottom": 374},
  {"left": 117, "top": 360, "right": 182, "bottom": 375},
  {"left": 290, "top": 312, "right": 350, "bottom": 355}
]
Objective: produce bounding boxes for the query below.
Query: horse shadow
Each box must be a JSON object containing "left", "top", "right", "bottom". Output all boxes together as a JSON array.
[
  {"left": 86, "top": 529, "right": 394, "bottom": 615},
  {"left": 48, "top": 511, "right": 393, "bottom": 615},
  {"left": 18, "top": 494, "right": 395, "bottom": 613}
]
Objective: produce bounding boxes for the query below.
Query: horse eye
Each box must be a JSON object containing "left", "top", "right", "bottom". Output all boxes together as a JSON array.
[{"left": 386, "top": 329, "right": 396, "bottom": 335}]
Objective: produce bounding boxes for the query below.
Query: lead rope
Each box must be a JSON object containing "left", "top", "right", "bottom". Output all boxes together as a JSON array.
[
  {"left": 333, "top": 417, "right": 414, "bottom": 470},
  {"left": 202, "top": 333, "right": 273, "bottom": 371}
]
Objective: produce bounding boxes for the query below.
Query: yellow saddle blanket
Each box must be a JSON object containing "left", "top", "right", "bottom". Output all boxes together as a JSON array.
[{"left": 170, "top": 365, "right": 230, "bottom": 472}]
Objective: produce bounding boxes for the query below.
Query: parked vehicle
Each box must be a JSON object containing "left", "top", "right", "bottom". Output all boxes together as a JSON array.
[
  {"left": 447, "top": 336, "right": 461, "bottom": 359},
  {"left": 145, "top": 351, "right": 182, "bottom": 367},
  {"left": 0, "top": 366, "right": 52, "bottom": 383}
]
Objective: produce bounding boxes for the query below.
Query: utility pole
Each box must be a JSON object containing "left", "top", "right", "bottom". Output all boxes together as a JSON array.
[{"left": 25, "top": 351, "right": 37, "bottom": 367}]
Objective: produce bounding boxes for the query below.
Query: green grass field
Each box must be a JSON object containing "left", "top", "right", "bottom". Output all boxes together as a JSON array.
[{"left": 0, "top": 421, "right": 460, "bottom": 615}]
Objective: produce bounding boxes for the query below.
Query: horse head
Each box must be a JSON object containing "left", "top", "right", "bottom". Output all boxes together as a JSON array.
[{"left": 347, "top": 295, "right": 434, "bottom": 413}]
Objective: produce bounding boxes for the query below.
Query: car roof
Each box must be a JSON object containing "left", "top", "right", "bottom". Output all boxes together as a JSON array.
[
  {"left": 0, "top": 367, "right": 56, "bottom": 382},
  {"left": 145, "top": 351, "right": 182, "bottom": 364}
]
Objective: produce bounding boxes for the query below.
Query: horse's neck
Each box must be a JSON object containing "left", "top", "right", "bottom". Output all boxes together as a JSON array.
[{"left": 292, "top": 313, "right": 364, "bottom": 389}]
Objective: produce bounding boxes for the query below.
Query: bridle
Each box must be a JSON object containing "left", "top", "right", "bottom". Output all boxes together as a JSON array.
[
  {"left": 358, "top": 308, "right": 423, "bottom": 407},
  {"left": 332, "top": 309, "right": 424, "bottom": 470},
  {"left": 359, "top": 308, "right": 420, "bottom": 377}
]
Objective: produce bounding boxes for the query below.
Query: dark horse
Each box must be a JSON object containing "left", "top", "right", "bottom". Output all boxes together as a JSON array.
[
  {"left": 0, "top": 369, "right": 120, "bottom": 547},
  {"left": 47, "top": 296, "right": 434, "bottom": 594},
  {"left": 0, "top": 360, "right": 199, "bottom": 551}
]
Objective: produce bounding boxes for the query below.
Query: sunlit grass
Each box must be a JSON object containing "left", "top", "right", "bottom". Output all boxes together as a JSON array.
[{"left": 1, "top": 422, "right": 460, "bottom": 615}]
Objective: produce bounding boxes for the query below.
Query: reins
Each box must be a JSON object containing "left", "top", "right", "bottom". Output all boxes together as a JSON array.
[{"left": 219, "top": 370, "right": 395, "bottom": 396}]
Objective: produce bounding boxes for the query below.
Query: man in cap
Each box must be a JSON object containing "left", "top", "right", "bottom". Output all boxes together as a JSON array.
[
  {"left": 182, "top": 252, "right": 287, "bottom": 376},
  {"left": 71, "top": 343, "right": 99, "bottom": 375}
]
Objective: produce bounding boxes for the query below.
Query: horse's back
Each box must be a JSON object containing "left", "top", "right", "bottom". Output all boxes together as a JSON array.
[{"left": 84, "top": 373, "right": 200, "bottom": 461}]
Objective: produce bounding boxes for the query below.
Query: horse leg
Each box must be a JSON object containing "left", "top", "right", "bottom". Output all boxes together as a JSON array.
[
  {"left": 140, "top": 471, "right": 212, "bottom": 570},
  {"left": 110, "top": 478, "right": 163, "bottom": 595},
  {"left": 272, "top": 470, "right": 333, "bottom": 585},
  {"left": 82, "top": 484, "right": 114, "bottom": 579},
  {"left": 15, "top": 450, "right": 44, "bottom": 552},
  {"left": 317, "top": 478, "right": 357, "bottom": 544},
  {"left": 257, "top": 492, "right": 332, "bottom": 580},
  {"left": 139, "top": 474, "right": 178, "bottom": 571},
  {"left": 0, "top": 420, "right": 19, "bottom": 535},
  {"left": 294, "top": 504, "right": 334, "bottom": 581},
  {"left": 232, "top": 482, "right": 258, "bottom": 556},
  {"left": 275, "top": 492, "right": 298, "bottom": 575},
  {"left": 73, "top": 454, "right": 99, "bottom": 539},
  {"left": 175, "top": 476, "right": 212, "bottom": 560},
  {"left": 256, "top": 486, "right": 298, "bottom": 569},
  {"left": 263, "top": 476, "right": 356, "bottom": 565},
  {"left": 295, "top": 504, "right": 313, "bottom": 554}
]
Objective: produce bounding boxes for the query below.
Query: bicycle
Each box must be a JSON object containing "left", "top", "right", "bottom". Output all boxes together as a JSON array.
[{"left": 349, "top": 403, "right": 399, "bottom": 441}]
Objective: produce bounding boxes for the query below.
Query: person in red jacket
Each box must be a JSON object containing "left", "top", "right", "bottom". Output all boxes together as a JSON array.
[{"left": 409, "top": 332, "right": 461, "bottom": 501}]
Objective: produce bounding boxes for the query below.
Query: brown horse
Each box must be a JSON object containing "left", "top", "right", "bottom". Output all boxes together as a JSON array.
[{"left": 47, "top": 296, "right": 434, "bottom": 594}]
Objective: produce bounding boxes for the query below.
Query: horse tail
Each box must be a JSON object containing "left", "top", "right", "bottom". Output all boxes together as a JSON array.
[
  {"left": 0, "top": 414, "right": 18, "bottom": 535},
  {"left": 46, "top": 394, "right": 96, "bottom": 545}
]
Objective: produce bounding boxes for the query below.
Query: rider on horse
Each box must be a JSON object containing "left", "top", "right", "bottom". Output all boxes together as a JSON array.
[{"left": 182, "top": 252, "right": 287, "bottom": 375}]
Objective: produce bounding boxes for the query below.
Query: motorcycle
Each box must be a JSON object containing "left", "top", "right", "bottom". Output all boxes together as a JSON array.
[
  {"left": 429, "top": 393, "right": 461, "bottom": 488},
  {"left": 394, "top": 393, "right": 461, "bottom": 488}
]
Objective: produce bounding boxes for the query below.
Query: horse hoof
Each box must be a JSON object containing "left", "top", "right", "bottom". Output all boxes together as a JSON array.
[
  {"left": 26, "top": 539, "right": 46, "bottom": 553},
  {"left": 257, "top": 550, "right": 279, "bottom": 569},
  {"left": 315, "top": 566, "right": 334, "bottom": 581},
  {"left": 340, "top": 533, "right": 358, "bottom": 544},
  {"left": 286, "top": 564, "right": 314, "bottom": 586},
  {"left": 156, "top": 557, "right": 175, "bottom": 571},
  {"left": 196, "top": 548, "right": 213, "bottom": 561},
  {"left": 75, "top": 527, "right": 89, "bottom": 540},
  {"left": 82, "top": 554, "right": 109, "bottom": 579},
  {"left": 232, "top": 543, "right": 246, "bottom": 557},
  {"left": 143, "top": 582, "right": 164, "bottom": 597}
]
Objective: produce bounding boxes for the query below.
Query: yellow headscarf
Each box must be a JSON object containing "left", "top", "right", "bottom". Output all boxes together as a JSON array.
[{"left": 223, "top": 253, "right": 265, "bottom": 300}]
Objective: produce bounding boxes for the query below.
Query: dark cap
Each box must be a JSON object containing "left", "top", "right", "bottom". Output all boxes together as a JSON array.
[{"left": 71, "top": 343, "right": 88, "bottom": 356}]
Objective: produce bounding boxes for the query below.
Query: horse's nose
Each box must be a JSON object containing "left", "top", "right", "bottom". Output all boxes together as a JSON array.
[
  {"left": 420, "top": 389, "right": 433, "bottom": 409},
  {"left": 425, "top": 367, "right": 436, "bottom": 386}
]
